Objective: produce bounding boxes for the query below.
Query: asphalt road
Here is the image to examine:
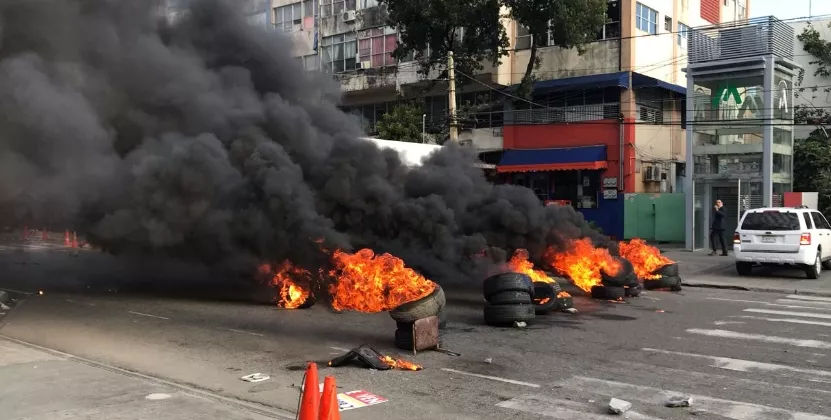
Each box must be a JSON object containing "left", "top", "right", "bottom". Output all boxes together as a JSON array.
[{"left": 2, "top": 240, "right": 831, "bottom": 420}]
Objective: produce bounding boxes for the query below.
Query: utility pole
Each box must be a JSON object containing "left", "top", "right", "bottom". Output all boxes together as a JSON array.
[{"left": 447, "top": 51, "right": 459, "bottom": 142}]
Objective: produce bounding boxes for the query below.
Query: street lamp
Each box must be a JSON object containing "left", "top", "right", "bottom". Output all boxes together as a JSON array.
[{"left": 422, "top": 114, "right": 426, "bottom": 143}]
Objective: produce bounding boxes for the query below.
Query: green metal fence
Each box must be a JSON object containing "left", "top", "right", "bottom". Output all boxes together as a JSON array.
[{"left": 623, "top": 193, "right": 685, "bottom": 242}]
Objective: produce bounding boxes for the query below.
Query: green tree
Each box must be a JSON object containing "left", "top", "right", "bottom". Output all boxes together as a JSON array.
[
  {"left": 795, "top": 23, "right": 831, "bottom": 124},
  {"left": 505, "top": 0, "right": 607, "bottom": 97},
  {"left": 375, "top": 102, "right": 425, "bottom": 143},
  {"left": 793, "top": 130, "right": 831, "bottom": 214},
  {"left": 378, "top": 0, "right": 509, "bottom": 80}
]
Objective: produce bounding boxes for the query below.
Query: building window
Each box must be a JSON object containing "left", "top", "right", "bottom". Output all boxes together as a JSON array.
[
  {"left": 320, "top": 0, "right": 356, "bottom": 17},
  {"left": 321, "top": 33, "right": 358, "bottom": 73},
  {"left": 515, "top": 25, "right": 532, "bottom": 50},
  {"left": 597, "top": 0, "right": 621, "bottom": 40},
  {"left": 274, "top": 3, "right": 302, "bottom": 31},
  {"left": 636, "top": 2, "right": 658, "bottom": 35},
  {"left": 677, "top": 22, "right": 689, "bottom": 48},
  {"left": 303, "top": 54, "right": 319, "bottom": 71},
  {"left": 358, "top": 0, "right": 378, "bottom": 9},
  {"left": 302, "top": 0, "right": 318, "bottom": 17},
  {"left": 664, "top": 16, "right": 671, "bottom": 32},
  {"left": 358, "top": 28, "right": 398, "bottom": 68}
]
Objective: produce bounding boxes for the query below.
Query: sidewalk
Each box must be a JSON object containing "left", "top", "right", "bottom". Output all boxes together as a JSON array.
[
  {"left": 0, "top": 337, "right": 292, "bottom": 420},
  {"left": 662, "top": 248, "right": 831, "bottom": 297}
]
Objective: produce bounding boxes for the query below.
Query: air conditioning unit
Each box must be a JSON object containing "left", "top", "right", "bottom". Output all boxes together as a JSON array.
[
  {"left": 359, "top": 61, "right": 371, "bottom": 69},
  {"left": 644, "top": 166, "right": 662, "bottom": 182},
  {"left": 342, "top": 10, "right": 356, "bottom": 22}
]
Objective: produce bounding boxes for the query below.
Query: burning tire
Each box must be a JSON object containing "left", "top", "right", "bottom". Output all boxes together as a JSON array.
[
  {"left": 590, "top": 285, "right": 625, "bottom": 300},
  {"left": 554, "top": 295, "right": 574, "bottom": 310},
  {"left": 488, "top": 290, "right": 533, "bottom": 305},
  {"left": 652, "top": 263, "right": 679, "bottom": 278},
  {"left": 532, "top": 282, "right": 558, "bottom": 315},
  {"left": 624, "top": 284, "right": 641, "bottom": 297},
  {"left": 389, "top": 285, "right": 446, "bottom": 323},
  {"left": 483, "top": 303, "right": 535, "bottom": 326},
  {"left": 643, "top": 275, "right": 682, "bottom": 291},
  {"left": 600, "top": 257, "right": 636, "bottom": 287},
  {"left": 482, "top": 273, "right": 534, "bottom": 299}
]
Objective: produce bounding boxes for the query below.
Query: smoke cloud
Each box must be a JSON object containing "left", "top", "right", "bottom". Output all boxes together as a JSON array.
[{"left": 0, "top": 0, "right": 610, "bottom": 285}]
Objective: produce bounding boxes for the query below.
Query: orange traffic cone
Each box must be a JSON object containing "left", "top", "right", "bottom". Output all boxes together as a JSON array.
[
  {"left": 298, "top": 362, "right": 320, "bottom": 420},
  {"left": 319, "top": 376, "right": 340, "bottom": 420},
  {"left": 72, "top": 232, "right": 78, "bottom": 249},
  {"left": 23, "top": 225, "right": 28, "bottom": 239},
  {"left": 64, "top": 230, "right": 71, "bottom": 246}
]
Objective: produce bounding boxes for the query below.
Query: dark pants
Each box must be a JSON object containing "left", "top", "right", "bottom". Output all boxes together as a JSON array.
[{"left": 710, "top": 228, "right": 727, "bottom": 254}]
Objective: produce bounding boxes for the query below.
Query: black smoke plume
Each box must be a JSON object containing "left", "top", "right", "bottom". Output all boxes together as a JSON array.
[{"left": 0, "top": 0, "right": 610, "bottom": 285}]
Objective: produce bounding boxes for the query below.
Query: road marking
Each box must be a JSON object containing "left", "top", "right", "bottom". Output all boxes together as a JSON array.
[
  {"left": 785, "top": 295, "right": 831, "bottom": 303},
  {"left": 744, "top": 308, "right": 831, "bottom": 319},
  {"left": 0, "top": 288, "right": 34, "bottom": 295},
  {"left": 714, "top": 320, "right": 746, "bottom": 325},
  {"left": 225, "top": 328, "right": 264, "bottom": 337},
  {"left": 686, "top": 329, "right": 831, "bottom": 349},
  {"left": 558, "top": 375, "right": 831, "bottom": 420},
  {"left": 330, "top": 346, "right": 351, "bottom": 352},
  {"left": 642, "top": 348, "right": 831, "bottom": 382},
  {"left": 496, "top": 395, "right": 662, "bottom": 420},
  {"left": 441, "top": 368, "right": 540, "bottom": 388},
  {"left": 706, "top": 297, "right": 831, "bottom": 311},
  {"left": 730, "top": 315, "right": 831, "bottom": 328},
  {"left": 777, "top": 299, "right": 831, "bottom": 308},
  {"left": 128, "top": 311, "right": 170, "bottom": 320}
]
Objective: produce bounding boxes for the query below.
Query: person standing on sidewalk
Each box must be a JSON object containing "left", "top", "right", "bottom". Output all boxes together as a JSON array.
[{"left": 710, "top": 199, "right": 728, "bottom": 256}]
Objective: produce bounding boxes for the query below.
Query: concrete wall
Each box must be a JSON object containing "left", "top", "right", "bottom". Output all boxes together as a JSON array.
[{"left": 510, "top": 41, "right": 621, "bottom": 84}]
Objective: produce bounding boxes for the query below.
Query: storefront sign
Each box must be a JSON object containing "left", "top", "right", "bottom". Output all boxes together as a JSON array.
[
  {"left": 603, "top": 189, "right": 618, "bottom": 200},
  {"left": 602, "top": 177, "right": 618, "bottom": 188}
]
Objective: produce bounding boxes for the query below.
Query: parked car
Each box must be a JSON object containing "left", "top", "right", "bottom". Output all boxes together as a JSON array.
[{"left": 733, "top": 206, "right": 831, "bottom": 279}]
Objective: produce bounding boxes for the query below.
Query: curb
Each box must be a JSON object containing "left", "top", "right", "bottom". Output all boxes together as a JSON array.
[{"left": 682, "top": 281, "right": 831, "bottom": 298}]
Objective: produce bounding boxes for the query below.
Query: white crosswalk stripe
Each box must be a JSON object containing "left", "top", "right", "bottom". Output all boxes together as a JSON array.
[
  {"left": 498, "top": 376, "right": 831, "bottom": 420},
  {"left": 496, "top": 293, "right": 831, "bottom": 419}
]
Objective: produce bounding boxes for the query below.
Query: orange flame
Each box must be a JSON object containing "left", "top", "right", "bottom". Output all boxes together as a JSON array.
[
  {"left": 618, "top": 239, "right": 674, "bottom": 280},
  {"left": 380, "top": 355, "right": 423, "bottom": 371},
  {"left": 545, "top": 238, "right": 621, "bottom": 293},
  {"left": 328, "top": 249, "right": 436, "bottom": 313},
  {"left": 507, "top": 249, "right": 555, "bottom": 283},
  {"left": 535, "top": 297, "right": 551, "bottom": 305},
  {"left": 261, "top": 261, "right": 312, "bottom": 309},
  {"left": 557, "top": 291, "right": 571, "bottom": 298}
]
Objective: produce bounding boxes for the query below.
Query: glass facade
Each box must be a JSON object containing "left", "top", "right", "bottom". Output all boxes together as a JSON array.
[{"left": 686, "top": 59, "right": 798, "bottom": 250}]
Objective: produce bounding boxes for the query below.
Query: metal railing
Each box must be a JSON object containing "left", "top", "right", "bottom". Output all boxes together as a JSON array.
[
  {"left": 688, "top": 16, "right": 794, "bottom": 64},
  {"left": 509, "top": 103, "right": 619, "bottom": 125}
]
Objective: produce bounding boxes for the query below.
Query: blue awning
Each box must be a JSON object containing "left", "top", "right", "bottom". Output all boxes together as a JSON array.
[
  {"left": 508, "top": 71, "right": 630, "bottom": 93},
  {"left": 631, "top": 72, "right": 687, "bottom": 95},
  {"left": 497, "top": 145, "right": 608, "bottom": 173}
]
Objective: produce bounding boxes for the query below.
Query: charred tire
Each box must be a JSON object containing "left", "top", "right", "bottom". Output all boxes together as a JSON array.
[
  {"left": 483, "top": 273, "right": 534, "bottom": 299},
  {"left": 389, "top": 286, "right": 446, "bottom": 323},
  {"left": 298, "top": 295, "right": 316, "bottom": 309},
  {"left": 590, "top": 285, "right": 626, "bottom": 300},
  {"left": 624, "top": 285, "right": 641, "bottom": 297},
  {"left": 600, "top": 257, "right": 635, "bottom": 287},
  {"left": 644, "top": 275, "right": 682, "bottom": 291},
  {"left": 736, "top": 262, "right": 753, "bottom": 276},
  {"left": 483, "top": 304, "right": 535, "bottom": 326},
  {"left": 532, "top": 282, "right": 558, "bottom": 315},
  {"left": 488, "top": 290, "right": 533, "bottom": 305},
  {"left": 653, "top": 263, "right": 679, "bottom": 278}
]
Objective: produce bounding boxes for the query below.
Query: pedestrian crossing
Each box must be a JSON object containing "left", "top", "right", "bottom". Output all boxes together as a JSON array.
[{"left": 496, "top": 293, "right": 831, "bottom": 419}]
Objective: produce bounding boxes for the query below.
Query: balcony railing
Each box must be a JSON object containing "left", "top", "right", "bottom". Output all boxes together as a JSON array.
[
  {"left": 688, "top": 16, "right": 794, "bottom": 64},
  {"left": 509, "top": 103, "right": 620, "bottom": 125}
]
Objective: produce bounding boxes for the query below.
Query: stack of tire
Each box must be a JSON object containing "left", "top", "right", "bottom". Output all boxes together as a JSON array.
[
  {"left": 531, "top": 279, "right": 570, "bottom": 314},
  {"left": 482, "top": 273, "right": 536, "bottom": 326},
  {"left": 389, "top": 285, "right": 447, "bottom": 350},
  {"left": 590, "top": 257, "right": 641, "bottom": 300},
  {"left": 643, "top": 263, "right": 682, "bottom": 291}
]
